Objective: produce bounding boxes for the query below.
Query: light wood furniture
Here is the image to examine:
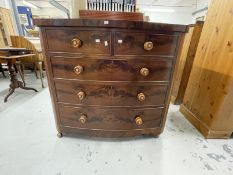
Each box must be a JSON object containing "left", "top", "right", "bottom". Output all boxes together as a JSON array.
[
  {"left": 10, "top": 36, "right": 45, "bottom": 88},
  {"left": 0, "top": 7, "right": 16, "bottom": 47},
  {"left": 180, "top": 0, "right": 233, "bottom": 139},
  {"left": 0, "top": 48, "right": 37, "bottom": 102},
  {"left": 35, "top": 18, "right": 187, "bottom": 138},
  {"left": 171, "top": 22, "right": 204, "bottom": 104}
]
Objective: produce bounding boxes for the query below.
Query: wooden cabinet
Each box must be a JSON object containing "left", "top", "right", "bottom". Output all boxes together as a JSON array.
[
  {"left": 180, "top": 0, "right": 233, "bottom": 139},
  {"left": 171, "top": 22, "right": 204, "bottom": 104},
  {"left": 0, "top": 7, "right": 16, "bottom": 47},
  {"left": 34, "top": 19, "right": 186, "bottom": 137}
]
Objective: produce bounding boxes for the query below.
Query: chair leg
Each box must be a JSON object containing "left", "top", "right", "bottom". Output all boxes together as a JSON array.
[
  {"left": 37, "top": 61, "right": 45, "bottom": 88},
  {"left": 34, "top": 62, "right": 38, "bottom": 79},
  {"left": 15, "top": 61, "right": 26, "bottom": 86}
]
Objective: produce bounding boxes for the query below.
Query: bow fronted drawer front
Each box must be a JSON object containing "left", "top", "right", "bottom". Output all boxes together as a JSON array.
[
  {"left": 55, "top": 80, "right": 168, "bottom": 107},
  {"left": 51, "top": 57, "right": 174, "bottom": 82},
  {"left": 59, "top": 105, "right": 163, "bottom": 131}
]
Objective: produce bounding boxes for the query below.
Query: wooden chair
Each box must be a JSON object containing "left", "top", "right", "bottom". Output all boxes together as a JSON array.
[{"left": 10, "top": 36, "right": 44, "bottom": 88}]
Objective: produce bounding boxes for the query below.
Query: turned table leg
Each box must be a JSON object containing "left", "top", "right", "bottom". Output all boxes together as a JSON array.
[{"left": 4, "top": 59, "right": 38, "bottom": 103}]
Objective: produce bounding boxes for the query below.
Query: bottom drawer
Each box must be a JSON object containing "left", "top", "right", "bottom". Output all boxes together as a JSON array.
[{"left": 58, "top": 105, "right": 163, "bottom": 130}]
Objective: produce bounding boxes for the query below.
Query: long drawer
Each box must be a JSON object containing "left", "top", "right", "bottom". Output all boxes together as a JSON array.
[
  {"left": 51, "top": 57, "right": 173, "bottom": 81},
  {"left": 46, "top": 29, "right": 111, "bottom": 55},
  {"left": 115, "top": 32, "right": 179, "bottom": 56},
  {"left": 59, "top": 105, "right": 163, "bottom": 130},
  {"left": 55, "top": 80, "right": 168, "bottom": 106}
]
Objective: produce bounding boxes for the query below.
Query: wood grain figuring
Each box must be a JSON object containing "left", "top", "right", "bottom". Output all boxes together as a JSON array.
[
  {"left": 51, "top": 57, "right": 173, "bottom": 81},
  {"left": 46, "top": 29, "right": 111, "bottom": 54},
  {"left": 115, "top": 32, "right": 179, "bottom": 56},
  {"left": 171, "top": 22, "right": 204, "bottom": 104},
  {"left": 59, "top": 105, "right": 163, "bottom": 130},
  {"left": 180, "top": 0, "right": 233, "bottom": 138},
  {"left": 55, "top": 80, "right": 168, "bottom": 106},
  {"left": 34, "top": 18, "right": 187, "bottom": 137},
  {"left": 79, "top": 10, "right": 144, "bottom": 21}
]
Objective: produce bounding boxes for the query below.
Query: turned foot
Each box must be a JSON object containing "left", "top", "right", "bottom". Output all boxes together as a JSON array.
[{"left": 57, "top": 132, "right": 63, "bottom": 138}]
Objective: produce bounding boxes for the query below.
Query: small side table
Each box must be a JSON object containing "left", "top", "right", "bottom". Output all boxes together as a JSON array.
[{"left": 0, "top": 48, "right": 38, "bottom": 102}]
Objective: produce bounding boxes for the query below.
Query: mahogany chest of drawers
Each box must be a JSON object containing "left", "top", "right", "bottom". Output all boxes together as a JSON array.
[{"left": 34, "top": 19, "right": 187, "bottom": 137}]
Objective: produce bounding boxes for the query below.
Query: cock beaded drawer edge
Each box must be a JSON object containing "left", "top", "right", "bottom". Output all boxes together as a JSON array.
[{"left": 34, "top": 19, "right": 187, "bottom": 138}]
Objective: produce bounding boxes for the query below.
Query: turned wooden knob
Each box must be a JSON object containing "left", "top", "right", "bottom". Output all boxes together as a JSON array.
[
  {"left": 135, "top": 116, "right": 143, "bottom": 126},
  {"left": 77, "top": 91, "right": 85, "bottom": 100},
  {"left": 74, "top": 65, "right": 84, "bottom": 75},
  {"left": 144, "top": 41, "right": 153, "bottom": 51},
  {"left": 137, "top": 92, "right": 146, "bottom": 101},
  {"left": 140, "top": 67, "right": 149, "bottom": 76},
  {"left": 71, "top": 38, "right": 82, "bottom": 48},
  {"left": 79, "top": 115, "right": 87, "bottom": 124}
]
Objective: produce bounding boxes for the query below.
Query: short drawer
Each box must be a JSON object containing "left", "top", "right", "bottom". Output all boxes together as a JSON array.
[
  {"left": 46, "top": 29, "right": 111, "bottom": 55},
  {"left": 115, "top": 32, "right": 179, "bottom": 56},
  {"left": 59, "top": 105, "right": 163, "bottom": 130},
  {"left": 51, "top": 57, "right": 173, "bottom": 81},
  {"left": 55, "top": 80, "right": 168, "bottom": 106}
]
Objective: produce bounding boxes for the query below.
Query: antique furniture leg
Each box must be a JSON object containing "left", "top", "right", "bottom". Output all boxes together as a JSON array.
[
  {"left": 37, "top": 61, "right": 44, "bottom": 88},
  {"left": 34, "top": 62, "right": 39, "bottom": 79},
  {"left": 4, "top": 59, "right": 38, "bottom": 103},
  {"left": 15, "top": 60, "right": 25, "bottom": 86},
  {"left": 57, "top": 132, "right": 63, "bottom": 138}
]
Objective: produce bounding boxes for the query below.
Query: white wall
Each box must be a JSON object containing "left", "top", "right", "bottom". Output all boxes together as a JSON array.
[
  {"left": 137, "top": 0, "right": 211, "bottom": 25},
  {"left": 143, "top": 6, "right": 195, "bottom": 25},
  {"left": 192, "top": 0, "right": 210, "bottom": 21},
  {"left": 0, "top": 0, "right": 10, "bottom": 8},
  {"left": 31, "top": 8, "right": 68, "bottom": 18}
]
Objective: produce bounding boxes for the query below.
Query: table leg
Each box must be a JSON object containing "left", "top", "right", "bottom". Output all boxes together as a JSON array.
[
  {"left": 4, "top": 59, "right": 38, "bottom": 103},
  {"left": 19, "top": 81, "right": 38, "bottom": 92}
]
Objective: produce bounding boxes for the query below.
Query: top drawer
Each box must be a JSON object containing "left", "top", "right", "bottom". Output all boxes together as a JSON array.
[
  {"left": 46, "top": 29, "right": 111, "bottom": 55},
  {"left": 115, "top": 32, "right": 179, "bottom": 56}
]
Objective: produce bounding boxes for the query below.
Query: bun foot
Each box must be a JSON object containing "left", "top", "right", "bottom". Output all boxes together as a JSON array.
[{"left": 57, "top": 132, "right": 63, "bottom": 138}]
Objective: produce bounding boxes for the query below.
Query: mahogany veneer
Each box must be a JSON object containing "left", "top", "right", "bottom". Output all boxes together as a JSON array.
[{"left": 34, "top": 19, "right": 187, "bottom": 137}]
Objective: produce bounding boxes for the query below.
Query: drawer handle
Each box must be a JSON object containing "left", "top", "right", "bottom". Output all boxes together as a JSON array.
[
  {"left": 74, "top": 65, "right": 84, "bottom": 75},
  {"left": 140, "top": 67, "right": 149, "bottom": 76},
  {"left": 144, "top": 41, "right": 153, "bottom": 51},
  {"left": 71, "top": 38, "right": 82, "bottom": 48},
  {"left": 79, "top": 115, "right": 87, "bottom": 124},
  {"left": 135, "top": 116, "right": 143, "bottom": 126},
  {"left": 137, "top": 93, "right": 146, "bottom": 101},
  {"left": 77, "top": 91, "right": 85, "bottom": 100}
]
